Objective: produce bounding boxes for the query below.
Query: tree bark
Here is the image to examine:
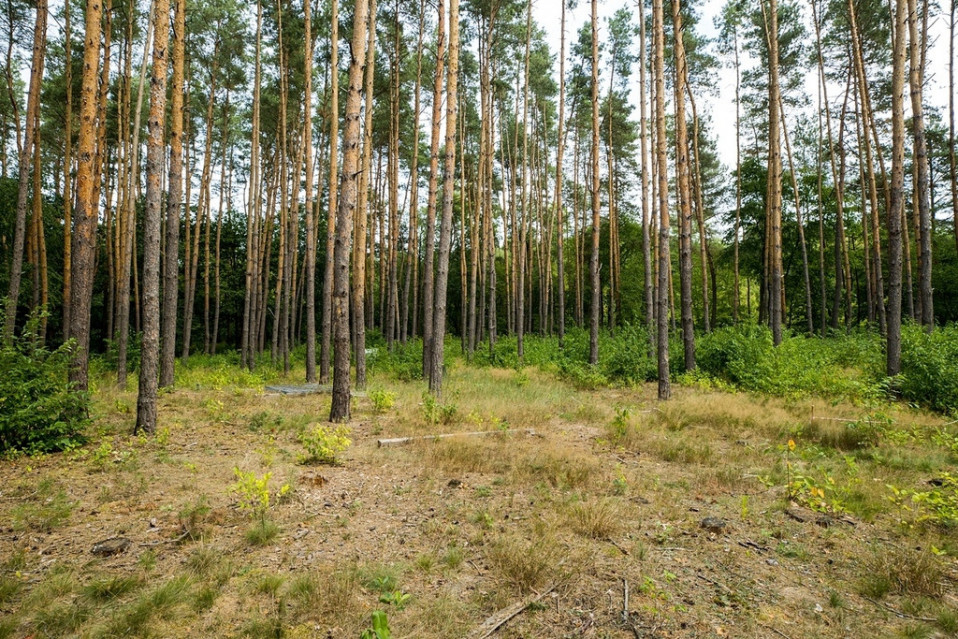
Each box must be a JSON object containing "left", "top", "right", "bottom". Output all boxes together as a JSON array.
[
  {"left": 907, "top": 0, "right": 933, "bottom": 330},
  {"left": 422, "top": 0, "right": 445, "bottom": 378},
  {"left": 653, "top": 0, "right": 671, "bottom": 400},
  {"left": 888, "top": 0, "right": 907, "bottom": 376},
  {"left": 428, "top": 0, "right": 460, "bottom": 396},
  {"left": 673, "top": 0, "right": 696, "bottom": 367},
  {"left": 68, "top": 0, "right": 104, "bottom": 390},
  {"left": 330, "top": 0, "right": 369, "bottom": 422},
  {"left": 135, "top": 0, "right": 171, "bottom": 435},
  {"left": 588, "top": 0, "right": 600, "bottom": 366},
  {"left": 4, "top": 0, "right": 46, "bottom": 343}
]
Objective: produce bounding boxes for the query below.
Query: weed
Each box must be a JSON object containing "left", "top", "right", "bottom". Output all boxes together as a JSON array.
[
  {"left": 378, "top": 590, "right": 411, "bottom": 610},
  {"left": 422, "top": 392, "right": 458, "bottom": 425},
  {"left": 82, "top": 575, "right": 142, "bottom": 602},
  {"left": 361, "top": 610, "right": 392, "bottom": 639},
  {"left": 245, "top": 519, "right": 280, "bottom": 546},
  {"left": 370, "top": 389, "right": 397, "bottom": 413},
  {"left": 178, "top": 495, "right": 212, "bottom": 541},
  {"left": 298, "top": 424, "right": 351, "bottom": 464},
  {"left": 230, "top": 468, "right": 272, "bottom": 520}
]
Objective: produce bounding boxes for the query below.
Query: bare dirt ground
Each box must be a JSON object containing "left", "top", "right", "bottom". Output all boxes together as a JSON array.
[{"left": 1, "top": 360, "right": 957, "bottom": 638}]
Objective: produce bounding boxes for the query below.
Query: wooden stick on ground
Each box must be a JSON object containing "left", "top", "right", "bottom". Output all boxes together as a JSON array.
[
  {"left": 377, "top": 429, "right": 537, "bottom": 448},
  {"left": 466, "top": 584, "right": 555, "bottom": 639}
]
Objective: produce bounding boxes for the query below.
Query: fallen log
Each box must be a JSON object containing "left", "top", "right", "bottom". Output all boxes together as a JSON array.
[
  {"left": 377, "top": 429, "right": 538, "bottom": 448},
  {"left": 466, "top": 583, "right": 555, "bottom": 639}
]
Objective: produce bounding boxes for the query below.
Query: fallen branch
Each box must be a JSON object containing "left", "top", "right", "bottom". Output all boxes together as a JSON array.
[
  {"left": 758, "top": 623, "right": 793, "bottom": 639},
  {"left": 467, "top": 583, "right": 555, "bottom": 639},
  {"left": 377, "top": 429, "right": 537, "bottom": 448},
  {"left": 860, "top": 596, "right": 937, "bottom": 623}
]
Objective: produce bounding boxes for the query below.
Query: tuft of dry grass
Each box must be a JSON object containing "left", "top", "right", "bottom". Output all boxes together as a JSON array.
[
  {"left": 487, "top": 534, "right": 558, "bottom": 594},
  {"left": 858, "top": 546, "right": 944, "bottom": 599},
  {"left": 566, "top": 498, "right": 623, "bottom": 539}
]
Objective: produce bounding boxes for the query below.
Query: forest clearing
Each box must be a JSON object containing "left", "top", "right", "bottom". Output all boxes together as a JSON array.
[
  {"left": 4, "top": 0, "right": 958, "bottom": 635},
  {"left": 2, "top": 334, "right": 958, "bottom": 639}
]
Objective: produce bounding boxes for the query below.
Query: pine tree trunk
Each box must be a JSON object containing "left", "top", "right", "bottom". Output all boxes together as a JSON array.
[
  {"left": 63, "top": 0, "right": 73, "bottom": 339},
  {"left": 321, "top": 0, "right": 339, "bottom": 384},
  {"left": 428, "top": 0, "right": 460, "bottom": 397},
  {"left": 673, "top": 0, "right": 696, "bottom": 367},
  {"left": 135, "top": 0, "right": 170, "bottom": 435},
  {"left": 888, "top": 0, "right": 907, "bottom": 376},
  {"left": 4, "top": 0, "right": 46, "bottom": 343},
  {"left": 588, "top": 0, "right": 600, "bottom": 366},
  {"left": 653, "top": 0, "right": 671, "bottom": 400},
  {"left": 422, "top": 0, "right": 445, "bottom": 378},
  {"left": 766, "top": 0, "right": 784, "bottom": 346},
  {"left": 353, "top": 0, "right": 377, "bottom": 390},
  {"left": 67, "top": 0, "right": 104, "bottom": 390},
  {"left": 330, "top": 0, "right": 369, "bottom": 422},
  {"left": 908, "top": 0, "right": 933, "bottom": 329}
]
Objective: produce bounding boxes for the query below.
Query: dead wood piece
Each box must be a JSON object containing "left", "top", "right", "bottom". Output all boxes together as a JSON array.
[
  {"left": 861, "top": 595, "right": 937, "bottom": 622},
  {"left": 91, "top": 537, "right": 131, "bottom": 557},
  {"left": 758, "top": 623, "right": 794, "bottom": 639},
  {"left": 377, "top": 429, "right": 536, "bottom": 448},
  {"left": 467, "top": 584, "right": 555, "bottom": 639}
]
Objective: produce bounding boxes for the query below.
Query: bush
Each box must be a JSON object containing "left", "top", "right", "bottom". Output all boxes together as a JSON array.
[
  {"left": 298, "top": 424, "right": 351, "bottom": 464},
  {"left": 0, "top": 312, "right": 88, "bottom": 454},
  {"left": 898, "top": 323, "right": 958, "bottom": 414}
]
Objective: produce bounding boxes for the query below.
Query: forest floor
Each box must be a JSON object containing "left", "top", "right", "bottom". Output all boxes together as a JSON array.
[{"left": 1, "top": 356, "right": 958, "bottom": 638}]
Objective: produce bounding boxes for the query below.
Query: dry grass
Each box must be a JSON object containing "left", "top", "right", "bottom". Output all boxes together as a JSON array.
[
  {"left": 1, "top": 359, "right": 957, "bottom": 638},
  {"left": 566, "top": 498, "right": 623, "bottom": 539}
]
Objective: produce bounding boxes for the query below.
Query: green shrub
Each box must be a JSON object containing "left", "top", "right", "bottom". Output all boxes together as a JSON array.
[
  {"left": 0, "top": 312, "right": 88, "bottom": 454},
  {"left": 898, "top": 323, "right": 958, "bottom": 414},
  {"left": 298, "top": 425, "right": 351, "bottom": 464}
]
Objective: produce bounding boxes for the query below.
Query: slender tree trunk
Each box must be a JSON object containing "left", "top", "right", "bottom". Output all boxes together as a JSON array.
[
  {"left": 330, "top": 0, "right": 369, "bottom": 422},
  {"left": 68, "top": 0, "right": 104, "bottom": 390},
  {"left": 161, "top": 0, "right": 186, "bottom": 385},
  {"left": 321, "top": 0, "right": 339, "bottom": 384},
  {"left": 588, "top": 0, "right": 600, "bottom": 366},
  {"left": 63, "top": 0, "right": 73, "bottom": 338},
  {"left": 118, "top": 0, "right": 155, "bottom": 388},
  {"left": 766, "top": 0, "right": 784, "bottom": 345},
  {"left": 4, "top": 0, "right": 46, "bottom": 342},
  {"left": 353, "top": 0, "right": 377, "bottom": 390},
  {"left": 907, "top": 0, "right": 933, "bottom": 329},
  {"left": 888, "top": 0, "right": 907, "bottom": 376},
  {"left": 673, "top": 0, "right": 696, "bottom": 367},
  {"left": 653, "top": 0, "right": 671, "bottom": 400},
  {"left": 950, "top": 0, "right": 958, "bottom": 258},
  {"left": 778, "top": 96, "right": 814, "bottom": 334},
  {"left": 422, "top": 0, "right": 445, "bottom": 377},
  {"left": 402, "top": 0, "right": 425, "bottom": 345},
  {"left": 241, "top": 0, "right": 263, "bottom": 370},
  {"left": 303, "top": 0, "right": 316, "bottom": 382},
  {"left": 135, "top": 0, "right": 170, "bottom": 435},
  {"left": 428, "top": 0, "right": 460, "bottom": 396}
]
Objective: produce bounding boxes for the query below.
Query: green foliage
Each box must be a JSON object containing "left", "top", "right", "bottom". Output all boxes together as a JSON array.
[
  {"left": 298, "top": 425, "right": 351, "bottom": 464},
  {"left": 368, "top": 341, "right": 423, "bottom": 381},
  {"left": 421, "top": 392, "right": 458, "bottom": 425},
  {"left": 898, "top": 324, "right": 958, "bottom": 414},
  {"left": 378, "top": 590, "right": 411, "bottom": 610},
  {"left": 369, "top": 389, "right": 396, "bottom": 413},
  {"left": 360, "top": 610, "right": 392, "bottom": 639},
  {"left": 230, "top": 468, "right": 272, "bottom": 520},
  {"left": 0, "top": 311, "right": 89, "bottom": 454}
]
